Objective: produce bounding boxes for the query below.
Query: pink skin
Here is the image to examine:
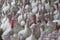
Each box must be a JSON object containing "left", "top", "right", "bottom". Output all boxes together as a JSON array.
[
  {"left": 0, "top": 19, "right": 1, "bottom": 25},
  {"left": 54, "top": 22, "right": 58, "bottom": 31},
  {"left": 20, "top": 3, "right": 23, "bottom": 8},
  {"left": 41, "top": 25, "right": 45, "bottom": 31},
  {"left": 32, "top": 27, "right": 36, "bottom": 35},
  {"left": 26, "top": 19, "right": 29, "bottom": 28},
  {"left": 19, "top": 36, "right": 23, "bottom": 40},
  {"left": 10, "top": 19, "right": 15, "bottom": 29},
  {"left": 8, "top": 15, "right": 15, "bottom": 29},
  {"left": 40, "top": 16, "right": 44, "bottom": 23},
  {"left": 47, "top": 17, "right": 51, "bottom": 21},
  {"left": 40, "top": 25, "right": 45, "bottom": 40},
  {"left": 32, "top": 15, "right": 36, "bottom": 24},
  {"left": 40, "top": 14, "right": 44, "bottom": 20},
  {"left": 49, "top": 23, "right": 58, "bottom": 40},
  {"left": 25, "top": 8, "right": 31, "bottom": 14},
  {"left": 8, "top": 16, "right": 12, "bottom": 23}
]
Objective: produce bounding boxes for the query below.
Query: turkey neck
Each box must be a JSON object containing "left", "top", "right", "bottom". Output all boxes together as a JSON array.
[
  {"left": 31, "top": 31, "right": 35, "bottom": 37},
  {"left": 25, "top": 24, "right": 29, "bottom": 30},
  {"left": 47, "top": 20, "right": 52, "bottom": 23},
  {"left": 31, "top": 34, "right": 35, "bottom": 38}
]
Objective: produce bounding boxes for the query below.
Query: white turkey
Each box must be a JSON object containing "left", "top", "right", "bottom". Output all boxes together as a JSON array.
[
  {"left": 39, "top": 15, "right": 47, "bottom": 33},
  {"left": 17, "top": 3, "right": 23, "bottom": 15},
  {"left": 2, "top": 28, "right": 14, "bottom": 40},
  {"left": 36, "top": 12, "right": 40, "bottom": 22},
  {"left": 17, "top": 8, "right": 22, "bottom": 15},
  {"left": 30, "top": 23, "right": 40, "bottom": 38},
  {"left": 31, "top": 1, "right": 37, "bottom": 8},
  {"left": 45, "top": 0, "right": 51, "bottom": 12},
  {"left": 2, "top": 0, "right": 8, "bottom": 8},
  {"left": 38, "top": 2, "right": 44, "bottom": 12},
  {"left": 1, "top": 15, "right": 7, "bottom": 24},
  {"left": 26, "top": 24, "right": 37, "bottom": 40},
  {"left": 48, "top": 22, "right": 59, "bottom": 40},
  {"left": 2, "top": 16, "right": 16, "bottom": 40},
  {"left": 11, "top": 0, "right": 15, "bottom": 7},
  {"left": 25, "top": 4, "right": 32, "bottom": 18},
  {"left": 46, "top": 16, "right": 54, "bottom": 34},
  {"left": 38, "top": 24, "right": 48, "bottom": 40},
  {"left": 18, "top": 19, "right": 31, "bottom": 40},
  {"left": 2, "top": 3, "right": 10, "bottom": 14},
  {"left": 0, "top": 16, "right": 11, "bottom": 31},
  {"left": 53, "top": 3, "right": 60, "bottom": 20},
  {"left": 17, "top": 15, "right": 23, "bottom": 25},
  {"left": 20, "top": 20, "right": 25, "bottom": 28},
  {"left": 53, "top": 9, "right": 60, "bottom": 20},
  {"left": 32, "top": 6, "right": 38, "bottom": 15},
  {"left": 17, "top": 5, "right": 30, "bottom": 25}
]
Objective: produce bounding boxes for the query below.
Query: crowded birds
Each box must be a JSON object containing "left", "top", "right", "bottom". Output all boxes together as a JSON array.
[
  {"left": 0, "top": 16, "right": 11, "bottom": 31},
  {"left": 26, "top": 24, "right": 37, "bottom": 40},
  {"left": 18, "top": 19, "right": 31, "bottom": 40}
]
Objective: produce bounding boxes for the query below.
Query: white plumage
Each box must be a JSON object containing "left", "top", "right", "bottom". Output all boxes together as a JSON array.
[
  {"left": 2, "top": 2, "right": 7, "bottom": 9},
  {"left": 53, "top": 20, "right": 60, "bottom": 25},
  {"left": 48, "top": 30, "right": 59, "bottom": 40},
  {"left": 26, "top": 23, "right": 37, "bottom": 40},
  {"left": 30, "top": 23, "right": 40, "bottom": 39},
  {"left": 45, "top": 2, "right": 50, "bottom": 11},
  {"left": 17, "top": 9, "right": 22, "bottom": 14},
  {"left": 31, "top": 2, "right": 37, "bottom": 8},
  {"left": 53, "top": 10, "right": 60, "bottom": 20},
  {"left": 1, "top": 16, "right": 7, "bottom": 24},
  {"left": 26, "top": 34, "right": 37, "bottom": 40},
  {"left": 2, "top": 28, "right": 13, "bottom": 40},
  {"left": 2, "top": 4, "right": 10, "bottom": 13},
  {"left": 47, "top": 21, "right": 53, "bottom": 28},
  {"left": 32, "top": 7, "right": 38, "bottom": 15},
  {"left": 11, "top": 0, "right": 15, "bottom": 7},
  {"left": 36, "top": 13, "right": 40, "bottom": 22},
  {"left": 25, "top": 5, "right": 29, "bottom": 9},
  {"left": 20, "top": 21, "right": 25, "bottom": 27},
  {"left": 39, "top": 4, "right": 42, "bottom": 11},
  {"left": 46, "top": 21, "right": 54, "bottom": 34},
  {"left": 18, "top": 21, "right": 32, "bottom": 40},
  {"left": 40, "top": 21, "right": 47, "bottom": 33},
  {"left": 38, "top": 31, "right": 48, "bottom": 40},
  {"left": 1, "top": 16, "right": 11, "bottom": 31},
  {"left": 18, "top": 15, "right": 23, "bottom": 24}
]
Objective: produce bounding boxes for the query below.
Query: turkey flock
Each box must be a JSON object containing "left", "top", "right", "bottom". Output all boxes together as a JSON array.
[{"left": 0, "top": 0, "right": 60, "bottom": 40}]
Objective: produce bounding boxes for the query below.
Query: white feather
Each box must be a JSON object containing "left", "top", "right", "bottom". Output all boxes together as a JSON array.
[
  {"left": 20, "top": 21, "right": 25, "bottom": 26},
  {"left": 2, "top": 4, "right": 10, "bottom": 13},
  {"left": 26, "top": 34, "right": 37, "bottom": 40},
  {"left": 18, "top": 26, "right": 31, "bottom": 39},
  {"left": 1, "top": 17, "right": 11, "bottom": 31},
  {"left": 18, "top": 15, "right": 23, "bottom": 24}
]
